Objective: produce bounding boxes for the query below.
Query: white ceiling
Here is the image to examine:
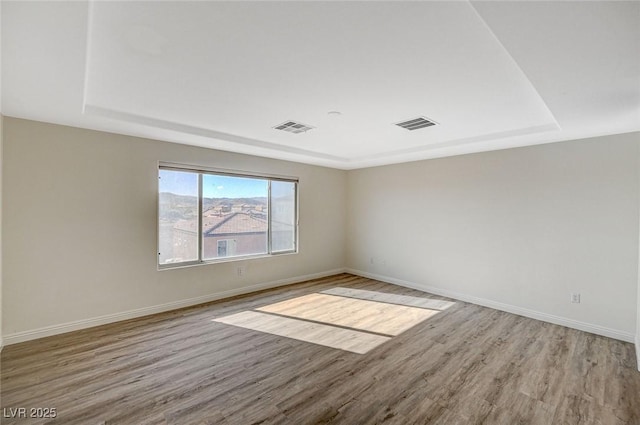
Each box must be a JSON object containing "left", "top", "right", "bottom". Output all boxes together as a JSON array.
[{"left": 3, "top": 1, "right": 639, "bottom": 170}]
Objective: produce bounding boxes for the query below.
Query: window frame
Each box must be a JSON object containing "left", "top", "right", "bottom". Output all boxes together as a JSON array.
[{"left": 158, "top": 162, "right": 298, "bottom": 270}]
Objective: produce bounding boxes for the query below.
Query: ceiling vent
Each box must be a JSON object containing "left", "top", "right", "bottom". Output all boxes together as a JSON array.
[
  {"left": 395, "top": 116, "right": 437, "bottom": 131},
  {"left": 273, "top": 121, "right": 315, "bottom": 134}
]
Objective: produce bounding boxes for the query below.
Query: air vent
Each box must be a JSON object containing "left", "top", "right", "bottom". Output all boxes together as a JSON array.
[
  {"left": 273, "top": 121, "right": 315, "bottom": 134},
  {"left": 395, "top": 116, "right": 437, "bottom": 131}
]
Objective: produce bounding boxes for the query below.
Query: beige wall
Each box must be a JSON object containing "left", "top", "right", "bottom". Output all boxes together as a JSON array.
[
  {"left": 637, "top": 143, "right": 640, "bottom": 368},
  {"left": 1, "top": 1, "right": 4, "bottom": 349},
  {"left": 2, "top": 117, "right": 347, "bottom": 338},
  {"left": 347, "top": 132, "right": 640, "bottom": 340},
  {"left": 2, "top": 116, "right": 639, "bottom": 347},
  {"left": 0, "top": 114, "right": 3, "bottom": 348}
]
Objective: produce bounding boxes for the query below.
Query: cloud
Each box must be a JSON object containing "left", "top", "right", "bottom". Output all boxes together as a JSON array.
[{"left": 217, "top": 186, "right": 224, "bottom": 190}]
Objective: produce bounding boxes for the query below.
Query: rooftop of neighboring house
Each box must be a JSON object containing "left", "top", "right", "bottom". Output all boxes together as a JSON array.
[{"left": 173, "top": 211, "right": 267, "bottom": 236}]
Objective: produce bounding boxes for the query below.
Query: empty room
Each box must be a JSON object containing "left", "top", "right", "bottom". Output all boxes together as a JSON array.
[{"left": 1, "top": 1, "right": 639, "bottom": 424}]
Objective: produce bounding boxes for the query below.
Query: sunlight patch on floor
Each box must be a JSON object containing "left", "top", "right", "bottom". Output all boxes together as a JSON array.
[
  {"left": 213, "top": 288, "right": 455, "bottom": 354},
  {"left": 213, "top": 310, "right": 390, "bottom": 354},
  {"left": 321, "top": 287, "right": 456, "bottom": 311},
  {"left": 256, "top": 293, "right": 438, "bottom": 336}
]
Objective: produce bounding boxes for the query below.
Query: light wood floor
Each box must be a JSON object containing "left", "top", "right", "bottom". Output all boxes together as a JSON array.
[{"left": 1, "top": 274, "right": 639, "bottom": 424}]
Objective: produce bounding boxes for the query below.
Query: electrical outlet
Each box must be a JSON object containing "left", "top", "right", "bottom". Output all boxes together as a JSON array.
[
  {"left": 237, "top": 266, "right": 246, "bottom": 277},
  {"left": 370, "top": 257, "right": 374, "bottom": 265},
  {"left": 571, "top": 293, "right": 581, "bottom": 303}
]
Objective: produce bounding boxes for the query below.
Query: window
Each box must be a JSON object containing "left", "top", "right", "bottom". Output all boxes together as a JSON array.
[
  {"left": 217, "top": 239, "right": 237, "bottom": 257},
  {"left": 158, "top": 165, "right": 298, "bottom": 267}
]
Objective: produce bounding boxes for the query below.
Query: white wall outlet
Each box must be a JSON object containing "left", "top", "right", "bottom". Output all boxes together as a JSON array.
[
  {"left": 237, "top": 265, "right": 246, "bottom": 277},
  {"left": 571, "top": 293, "right": 581, "bottom": 303},
  {"left": 370, "top": 257, "right": 375, "bottom": 265}
]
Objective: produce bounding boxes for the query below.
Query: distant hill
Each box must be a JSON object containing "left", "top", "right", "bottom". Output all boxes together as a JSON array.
[
  {"left": 159, "top": 192, "right": 196, "bottom": 205},
  {"left": 159, "top": 192, "right": 267, "bottom": 221},
  {"left": 204, "top": 196, "right": 267, "bottom": 208}
]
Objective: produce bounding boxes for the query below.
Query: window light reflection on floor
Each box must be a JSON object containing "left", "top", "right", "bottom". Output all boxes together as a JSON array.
[{"left": 212, "top": 287, "right": 455, "bottom": 354}]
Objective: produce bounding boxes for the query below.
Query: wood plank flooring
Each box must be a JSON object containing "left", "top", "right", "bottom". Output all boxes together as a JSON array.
[
  {"left": 1, "top": 273, "right": 639, "bottom": 424},
  {"left": 255, "top": 292, "right": 439, "bottom": 336}
]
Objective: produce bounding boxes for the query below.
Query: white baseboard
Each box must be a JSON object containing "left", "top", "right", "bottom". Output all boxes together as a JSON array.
[
  {"left": 2, "top": 268, "right": 346, "bottom": 346},
  {"left": 346, "top": 268, "right": 635, "bottom": 343}
]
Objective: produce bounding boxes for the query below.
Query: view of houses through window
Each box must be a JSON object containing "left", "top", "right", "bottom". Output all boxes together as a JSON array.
[{"left": 158, "top": 166, "right": 297, "bottom": 267}]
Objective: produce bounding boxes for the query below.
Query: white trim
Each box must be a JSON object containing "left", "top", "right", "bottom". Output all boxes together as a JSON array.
[
  {"left": 346, "top": 268, "right": 635, "bottom": 343},
  {"left": 159, "top": 161, "right": 299, "bottom": 183},
  {"left": 2, "top": 268, "right": 346, "bottom": 346},
  {"left": 81, "top": 0, "right": 95, "bottom": 113}
]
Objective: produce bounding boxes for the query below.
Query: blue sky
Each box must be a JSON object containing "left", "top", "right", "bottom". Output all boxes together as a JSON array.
[
  {"left": 203, "top": 174, "right": 267, "bottom": 198},
  {"left": 159, "top": 170, "right": 268, "bottom": 198}
]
